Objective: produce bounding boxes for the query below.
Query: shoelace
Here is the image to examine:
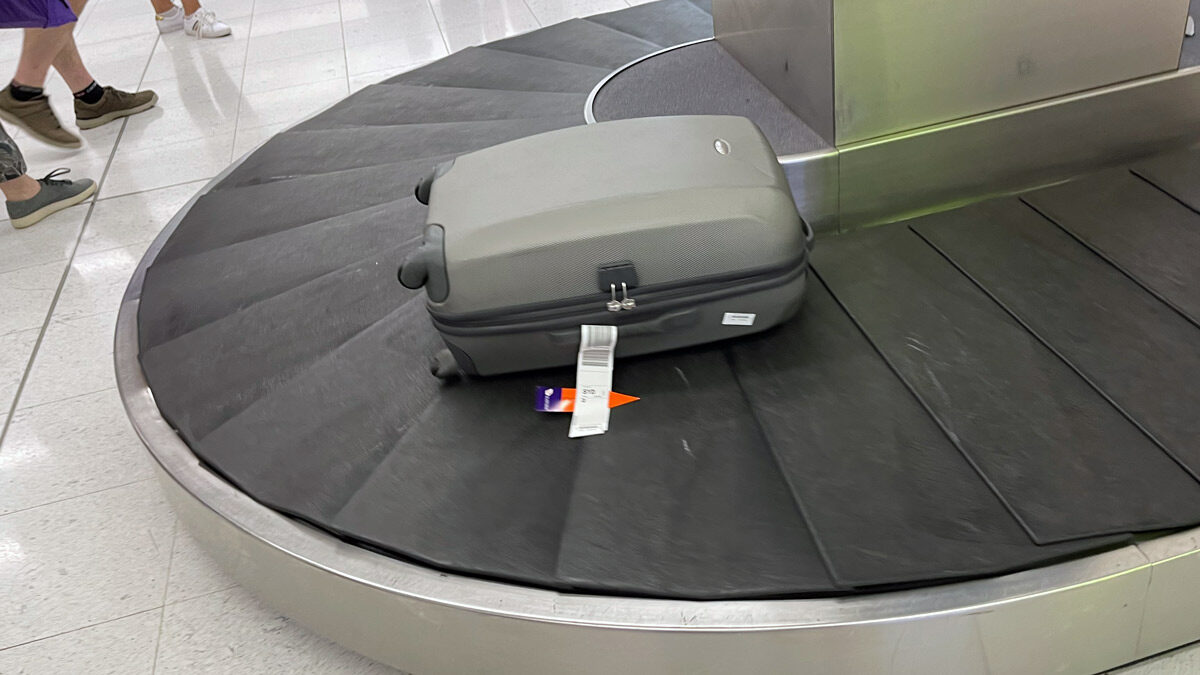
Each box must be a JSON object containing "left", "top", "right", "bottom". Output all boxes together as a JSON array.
[
  {"left": 40, "top": 168, "right": 73, "bottom": 186},
  {"left": 190, "top": 9, "right": 218, "bottom": 39}
]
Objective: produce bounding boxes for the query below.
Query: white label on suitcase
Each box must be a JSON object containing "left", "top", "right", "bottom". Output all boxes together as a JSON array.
[
  {"left": 722, "top": 312, "right": 757, "bottom": 326},
  {"left": 568, "top": 325, "right": 617, "bottom": 438}
]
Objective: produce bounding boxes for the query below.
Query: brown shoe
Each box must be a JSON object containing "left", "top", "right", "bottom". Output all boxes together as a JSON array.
[
  {"left": 74, "top": 86, "right": 158, "bottom": 130},
  {"left": 0, "top": 86, "right": 81, "bottom": 149}
]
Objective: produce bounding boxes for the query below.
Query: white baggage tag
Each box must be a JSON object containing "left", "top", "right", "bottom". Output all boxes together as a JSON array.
[{"left": 568, "top": 325, "right": 618, "bottom": 438}]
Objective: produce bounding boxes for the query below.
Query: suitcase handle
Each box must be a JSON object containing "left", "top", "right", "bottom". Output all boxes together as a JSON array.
[
  {"left": 547, "top": 308, "right": 700, "bottom": 344},
  {"left": 414, "top": 172, "right": 435, "bottom": 205},
  {"left": 398, "top": 226, "right": 449, "bottom": 301}
]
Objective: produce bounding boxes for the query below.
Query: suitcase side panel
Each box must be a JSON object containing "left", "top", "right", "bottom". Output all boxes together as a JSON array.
[{"left": 440, "top": 271, "right": 807, "bottom": 376}]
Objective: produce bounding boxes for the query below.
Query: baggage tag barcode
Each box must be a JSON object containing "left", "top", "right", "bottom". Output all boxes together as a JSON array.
[{"left": 568, "top": 325, "right": 617, "bottom": 438}]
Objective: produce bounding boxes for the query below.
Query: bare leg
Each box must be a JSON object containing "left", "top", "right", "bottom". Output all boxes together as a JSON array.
[
  {"left": 0, "top": 126, "right": 38, "bottom": 200},
  {"left": 0, "top": 175, "right": 41, "bottom": 201},
  {"left": 180, "top": 0, "right": 202, "bottom": 14},
  {"left": 12, "top": 25, "right": 75, "bottom": 88},
  {"left": 149, "top": 0, "right": 175, "bottom": 13},
  {"left": 50, "top": 35, "right": 96, "bottom": 93}
]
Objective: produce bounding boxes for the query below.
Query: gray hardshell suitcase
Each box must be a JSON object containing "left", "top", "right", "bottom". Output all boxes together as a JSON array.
[{"left": 399, "top": 115, "right": 813, "bottom": 377}]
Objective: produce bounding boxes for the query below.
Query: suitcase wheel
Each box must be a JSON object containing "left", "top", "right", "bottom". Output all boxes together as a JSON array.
[{"left": 430, "top": 349, "right": 462, "bottom": 380}]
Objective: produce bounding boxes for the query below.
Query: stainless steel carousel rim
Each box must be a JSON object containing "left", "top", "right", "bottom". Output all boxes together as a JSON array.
[{"left": 114, "top": 166, "right": 1200, "bottom": 636}]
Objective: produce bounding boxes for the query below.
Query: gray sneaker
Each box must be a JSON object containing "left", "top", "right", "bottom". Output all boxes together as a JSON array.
[
  {"left": 0, "top": 86, "right": 82, "bottom": 149},
  {"left": 6, "top": 169, "right": 96, "bottom": 229},
  {"left": 75, "top": 86, "right": 158, "bottom": 130}
]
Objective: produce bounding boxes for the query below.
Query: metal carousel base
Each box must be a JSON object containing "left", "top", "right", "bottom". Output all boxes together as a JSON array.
[{"left": 117, "top": 1, "right": 1200, "bottom": 672}]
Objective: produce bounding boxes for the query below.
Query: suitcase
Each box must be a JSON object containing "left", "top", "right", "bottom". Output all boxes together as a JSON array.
[{"left": 398, "top": 115, "right": 813, "bottom": 377}]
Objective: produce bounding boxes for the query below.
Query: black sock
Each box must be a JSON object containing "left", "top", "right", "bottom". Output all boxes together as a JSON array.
[
  {"left": 73, "top": 81, "right": 104, "bottom": 104},
  {"left": 9, "top": 82, "right": 43, "bottom": 101}
]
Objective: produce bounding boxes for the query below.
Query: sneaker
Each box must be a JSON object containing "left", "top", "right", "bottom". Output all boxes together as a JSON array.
[
  {"left": 6, "top": 169, "right": 96, "bottom": 229},
  {"left": 74, "top": 87, "right": 159, "bottom": 130},
  {"left": 156, "top": 5, "right": 184, "bottom": 33},
  {"left": 1188, "top": 15, "right": 1195, "bottom": 38},
  {"left": 184, "top": 9, "right": 232, "bottom": 38},
  {"left": 0, "top": 87, "right": 81, "bottom": 149}
]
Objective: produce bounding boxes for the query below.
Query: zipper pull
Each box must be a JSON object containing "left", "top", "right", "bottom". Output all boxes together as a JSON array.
[
  {"left": 620, "top": 282, "right": 636, "bottom": 311},
  {"left": 607, "top": 284, "right": 622, "bottom": 312}
]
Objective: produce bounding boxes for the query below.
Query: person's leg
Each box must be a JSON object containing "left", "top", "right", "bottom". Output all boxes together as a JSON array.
[
  {"left": 12, "top": 25, "right": 75, "bottom": 89},
  {"left": 0, "top": 123, "right": 96, "bottom": 229},
  {"left": 156, "top": 0, "right": 231, "bottom": 38},
  {"left": 48, "top": 34, "right": 96, "bottom": 93},
  {"left": 0, "top": 27, "right": 83, "bottom": 148},
  {"left": 33, "top": 30, "right": 160, "bottom": 130},
  {"left": 65, "top": 33, "right": 159, "bottom": 129},
  {"left": 0, "top": 126, "right": 38, "bottom": 202},
  {"left": 49, "top": 34, "right": 97, "bottom": 93}
]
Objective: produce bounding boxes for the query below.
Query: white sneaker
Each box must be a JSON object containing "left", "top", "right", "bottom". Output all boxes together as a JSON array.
[
  {"left": 184, "top": 8, "right": 232, "bottom": 39},
  {"left": 1187, "top": 15, "right": 1195, "bottom": 38},
  {"left": 155, "top": 6, "right": 184, "bottom": 33}
]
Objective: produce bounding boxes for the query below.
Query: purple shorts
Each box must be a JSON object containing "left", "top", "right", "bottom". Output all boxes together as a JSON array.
[{"left": 0, "top": 0, "right": 77, "bottom": 29}]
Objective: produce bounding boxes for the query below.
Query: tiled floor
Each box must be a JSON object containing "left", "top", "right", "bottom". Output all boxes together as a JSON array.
[
  {"left": 0, "top": 0, "right": 1195, "bottom": 672},
  {"left": 0, "top": 0, "right": 649, "bottom": 672}
]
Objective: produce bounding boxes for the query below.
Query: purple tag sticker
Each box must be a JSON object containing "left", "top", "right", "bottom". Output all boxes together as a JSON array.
[{"left": 535, "top": 386, "right": 570, "bottom": 413}]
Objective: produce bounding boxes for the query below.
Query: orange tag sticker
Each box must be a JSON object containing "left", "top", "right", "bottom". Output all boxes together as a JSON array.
[{"left": 536, "top": 387, "right": 639, "bottom": 412}]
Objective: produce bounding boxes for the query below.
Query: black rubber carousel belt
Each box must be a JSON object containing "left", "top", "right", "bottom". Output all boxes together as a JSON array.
[
  {"left": 135, "top": 0, "right": 1200, "bottom": 600},
  {"left": 814, "top": 220, "right": 1200, "bottom": 545}
]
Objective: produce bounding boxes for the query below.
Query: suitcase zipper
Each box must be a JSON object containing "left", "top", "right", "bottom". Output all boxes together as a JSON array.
[{"left": 429, "top": 254, "right": 807, "bottom": 333}]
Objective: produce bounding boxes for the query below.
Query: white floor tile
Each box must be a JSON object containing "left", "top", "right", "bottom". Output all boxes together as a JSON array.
[
  {"left": 0, "top": 388, "right": 154, "bottom": 516},
  {"left": 231, "top": 122, "right": 290, "bottom": 159},
  {"left": 199, "top": 0, "right": 255, "bottom": 20},
  {"left": 344, "top": 32, "right": 447, "bottom": 77},
  {"left": 0, "top": 480, "right": 173, "bottom": 649},
  {"left": 141, "top": 38, "right": 249, "bottom": 88},
  {"left": 254, "top": 0, "right": 337, "bottom": 15},
  {"left": 0, "top": 608, "right": 161, "bottom": 675},
  {"left": 236, "top": 78, "right": 348, "bottom": 130},
  {"left": 118, "top": 83, "right": 241, "bottom": 149},
  {"left": 16, "top": 311, "right": 118, "bottom": 410},
  {"left": 79, "top": 182, "right": 206, "bottom": 257},
  {"left": 246, "top": 22, "right": 344, "bottom": 63},
  {"left": 101, "top": 132, "right": 235, "bottom": 199},
  {"left": 339, "top": 0, "right": 430, "bottom": 22},
  {"left": 74, "top": 9, "right": 157, "bottom": 46},
  {"left": 0, "top": 210, "right": 86, "bottom": 276},
  {"left": 241, "top": 48, "right": 348, "bottom": 95},
  {"left": 340, "top": 8, "right": 441, "bottom": 48},
  {"left": 0, "top": 261, "right": 63, "bottom": 336},
  {"left": 0, "top": 327, "right": 40, "bottom": 416},
  {"left": 53, "top": 242, "right": 147, "bottom": 322},
  {"left": 441, "top": 15, "right": 541, "bottom": 52},
  {"left": 524, "top": 0, "right": 629, "bottom": 25},
  {"left": 250, "top": 2, "right": 342, "bottom": 39},
  {"left": 348, "top": 64, "right": 429, "bottom": 94},
  {"left": 155, "top": 586, "right": 401, "bottom": 675},
  {"left": 164, "top": 525, "right": 236, "bottom": 605},
  {"left": 430, "top": 0, "right": 538, "bottom": 29}
]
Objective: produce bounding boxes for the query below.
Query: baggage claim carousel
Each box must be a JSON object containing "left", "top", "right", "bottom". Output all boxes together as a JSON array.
[{"left": 116, "top": 1, "right": 1200, "bottom": 672}]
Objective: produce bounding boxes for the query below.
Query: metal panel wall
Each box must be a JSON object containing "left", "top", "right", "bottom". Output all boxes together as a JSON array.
[
  {"left": 833, "top": 67, "right": 1200, "bottom": 229},
  {"left": 833, "top": 0, "right": 1191, "bottom": 144},
  {"left": 716, "top": 0, "right": 1191, "bottom": 145},
  {"left": 714, "top": 0, "right": 834, "bottom": 143}
]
